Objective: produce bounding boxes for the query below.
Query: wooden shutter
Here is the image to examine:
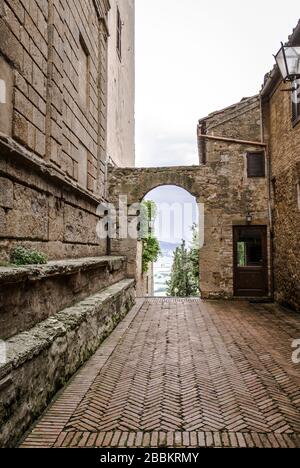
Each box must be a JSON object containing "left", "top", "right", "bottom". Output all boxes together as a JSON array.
[{"left": 247, "top": 152, "right": 266, "bottom": 178}]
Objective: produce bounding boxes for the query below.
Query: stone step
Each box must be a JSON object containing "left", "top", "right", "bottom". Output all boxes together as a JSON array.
[
  {"left": 0, "top": 278, "right": 135, "bottom": 448},
  {"left": 0, "top": 256, "right": 128, "bottom": 340}
]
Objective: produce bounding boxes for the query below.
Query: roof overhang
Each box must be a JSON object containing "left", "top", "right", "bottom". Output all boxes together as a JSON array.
[
  {"left": 261, "top": 19, "right": 300, "bottom": 99},
  {"left": 93, "top": 0, "right": 111, "bottom": 18}
]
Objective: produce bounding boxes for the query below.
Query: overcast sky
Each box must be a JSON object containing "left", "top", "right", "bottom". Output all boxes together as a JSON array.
[
  {"left": 145, "top": 186, "right": 199, "bottom": 244},
  {"left": 136, "top": 0, "right": 300, "bottom": 167}
]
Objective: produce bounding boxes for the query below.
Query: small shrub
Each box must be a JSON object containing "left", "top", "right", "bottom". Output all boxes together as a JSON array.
[{"left": 10, "top": 246, "right": 48, "bottom": 266}]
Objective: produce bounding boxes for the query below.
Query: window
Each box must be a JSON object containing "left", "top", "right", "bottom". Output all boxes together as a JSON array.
[
  {"left": 247, "top": 152, "right": 266, "bottom": 178},
  {"left": 237, "top": 229, "right": 263, "bottom": 267},
  {"left": 78, "top": 35, "right": 89, "bottom": 108},
  {"left": 116, "top": 7, "right": 122, "bottom": 60},
  {"left": 292, "top": 79, "right": 300, "bottom": 125}
]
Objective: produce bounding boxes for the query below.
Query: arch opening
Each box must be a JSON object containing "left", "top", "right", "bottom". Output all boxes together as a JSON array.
[{"left": 136, "top": 185, "right": 203, "bottom": 298}]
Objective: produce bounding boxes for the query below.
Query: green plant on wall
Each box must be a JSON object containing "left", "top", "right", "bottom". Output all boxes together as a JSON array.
[
  {"left": 10, "top": 246, "right": 48, "bottom": 266},
  {"left": 140, "top": 200, "right": 161, "bottom": 274}
]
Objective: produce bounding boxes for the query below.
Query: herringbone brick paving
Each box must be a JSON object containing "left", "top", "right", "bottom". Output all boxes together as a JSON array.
[{"left": 21, "top": 299, "right": 300, "bottom": 448}]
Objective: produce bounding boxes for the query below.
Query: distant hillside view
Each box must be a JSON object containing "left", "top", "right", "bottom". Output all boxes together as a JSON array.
[{"left": 154, "top": 241, "right": 179, "bottom": 297}]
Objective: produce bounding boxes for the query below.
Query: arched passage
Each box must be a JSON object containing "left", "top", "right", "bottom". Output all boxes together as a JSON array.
[
  {"left": 108, "top": 165, "right": 212, "bottom": 205},
  {"left": 137, "top": 185, "right": 201, "bottom": 297},
  {"left": 108, "top": 165, "right": 222, "bottom": 299},
  {"left": 108, "top": 164, "right": 271, "bottom": 300}
]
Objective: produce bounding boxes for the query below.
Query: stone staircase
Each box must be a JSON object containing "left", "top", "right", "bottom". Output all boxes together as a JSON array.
[{"left": 0, "top": 256, "right": 135, "bottom": 448}]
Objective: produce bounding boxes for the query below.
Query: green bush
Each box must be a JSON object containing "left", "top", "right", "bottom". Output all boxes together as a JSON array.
[
  {"left": 10, "top": 246, "right": 48, "bottom": 266},
  {"left": 142, "top": 236, "right": 161, "bottom": 274}
]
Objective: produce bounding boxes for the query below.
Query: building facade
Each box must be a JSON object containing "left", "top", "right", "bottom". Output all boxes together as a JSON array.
[
  {"left": 107, "top": 0, "right": 135, "bottom": 167},
  {"left": 108, "top": 96, "right": 271, "bottom": 300},
  {"left": 0, "top": 0, "right": 135, "bottom": 263},
  {"left": 261, "top": 22, "right": 300, "bottom": 313},
  {"left": 197, "top": 96, "right": 271, "bottom": 299}
]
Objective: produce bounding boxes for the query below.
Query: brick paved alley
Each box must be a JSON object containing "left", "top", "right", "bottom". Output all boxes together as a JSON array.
[{"left": 21, "top": 299, "right": 300, "bottom": 448}]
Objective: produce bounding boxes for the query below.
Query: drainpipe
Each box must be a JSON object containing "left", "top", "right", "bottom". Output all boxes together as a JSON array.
[
  {"left": 260, "top": 94, "right": 275, "bottom": 301},
  {"left": 197, "top": 131, "right": 267, "bottom": 147}
]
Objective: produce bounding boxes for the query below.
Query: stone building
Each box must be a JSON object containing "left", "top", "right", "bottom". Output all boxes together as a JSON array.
[
  {"left": 108, "top": 95, "right": 270, "bottom": 300},
  {"left": 0, "top": 0, "right": 136, "bottom": 448},
  {"left": 261, "top": 21, "right": 300, "bottom": 313},
  {"left": 0, "top": 0, "right": 134, "bottom": 263},
  {"left": 107, "top": 0, "right": 135, "bottom": 167},
  {"left": 197, "top": 95, "right": 271, "bottom": 299}
]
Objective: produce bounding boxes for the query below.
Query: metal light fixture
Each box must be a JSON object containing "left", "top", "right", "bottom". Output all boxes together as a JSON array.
[
  {"left": 275, "top": 43, "right": 300, "bottom": 83},
  {"left": 246, "top": 212, "right": 253, "bottom": 225}
]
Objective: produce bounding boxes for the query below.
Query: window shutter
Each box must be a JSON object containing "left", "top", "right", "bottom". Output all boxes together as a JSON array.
[{"left": 247, "top": 152, "right": 266, "bottom": 178}]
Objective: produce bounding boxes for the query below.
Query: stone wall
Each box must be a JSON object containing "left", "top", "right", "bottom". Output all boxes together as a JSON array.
[
  {"left": 0, "top": 136, "right": 107, "bottom": 261},
  {"left": 136, "top": 239, "right": 154, "bottom": 297},
  {"left": 0, "top": 0, "right": 114, "bottom": 261},
  {"left": 0, "top": 278, "right": 135, "bottom": 448},
  {"left": 262, "top": 80, "right": 300, "bottom": 312},
  {"left": 108, "top": 136, "right": 270, "bottom": 299},
  {"left": 0, "top": 256, "right": 127, "bottom": 340}
]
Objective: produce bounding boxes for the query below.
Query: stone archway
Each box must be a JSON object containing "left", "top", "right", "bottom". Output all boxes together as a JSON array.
[
  {"left": 108, "top": 165, "right": 229, "bottom": 299},
  {"left": 108, "top": 161, "right": 271, "bottom": 299}
]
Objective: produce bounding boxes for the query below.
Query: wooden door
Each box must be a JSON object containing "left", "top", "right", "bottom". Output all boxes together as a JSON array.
[{"left": 233, "top": 226, "right": 268, "bottom": 297}]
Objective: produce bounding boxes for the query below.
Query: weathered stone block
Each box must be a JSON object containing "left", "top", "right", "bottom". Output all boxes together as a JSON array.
[
  {"left": 64, "top": 203, "right": 99, "bottom": 245},
  {"left": 0, "top": 177, "right": 13, "bottom": 209},
  {"left": 4, "top": 185, "right": 48, "bottom": 240},
  {"left": 0, "top": 207, "right": 6, "bottom": 234}
]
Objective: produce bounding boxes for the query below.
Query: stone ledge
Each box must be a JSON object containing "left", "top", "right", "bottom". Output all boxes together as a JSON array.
[
  {"left": 0, "top": 278, "right": 135, "bottom": 448},
  {"left": 4, "top": 278, "right": 134, "bottom": 369},
  {"left": 0, "top": 256, "right": 126, "bottom": 285},
  {"left": 0, "top": 134, "right": 102, "bottom": 207}
]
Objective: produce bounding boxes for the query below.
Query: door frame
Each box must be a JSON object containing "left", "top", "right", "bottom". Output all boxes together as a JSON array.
[{"left": 233, "top": 225, "right": 269, "bottom": 298}]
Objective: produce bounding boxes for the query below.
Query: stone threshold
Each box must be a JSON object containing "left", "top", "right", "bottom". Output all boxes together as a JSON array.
[{"left": 0, "top": 256, "right": 126, "bottom": 285}]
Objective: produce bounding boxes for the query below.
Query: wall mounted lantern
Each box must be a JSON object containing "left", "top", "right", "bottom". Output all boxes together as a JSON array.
[
  {"left": 275, "top": 43, "right": 300, "bottom": 89},
  {"left": 246, "top": 213, "right": 253, "bottom": 225}
]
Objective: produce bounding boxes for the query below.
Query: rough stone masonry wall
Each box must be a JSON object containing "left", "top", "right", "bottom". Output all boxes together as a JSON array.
[
  {"left": 109, "top": 150, "right": 270, "bottom": 299},
  {"left": 0, "top": 256, "right": 127, "bottom": 340},
  {"left": 0, "top": 278, "right": 135, "bottom": 448},
  {"left": 262, "top": 82, "right": 300, "bottom": 312},
  {"left": 108, "top": 97, "right": 270, "bottom": 299},
  {"left": 0, "top": 0, "right": 110, "bottom": 261},
  {"left": 200, "top": 96, "right": 271, "bottom": 296}
]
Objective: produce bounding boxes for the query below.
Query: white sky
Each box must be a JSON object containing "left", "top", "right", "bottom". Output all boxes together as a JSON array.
[
  {"left": 136, "top": 0, "right": 300, "bottom": 167},
  {"left": 145, "top": 186, "right": 199, "bottom": 244}
]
